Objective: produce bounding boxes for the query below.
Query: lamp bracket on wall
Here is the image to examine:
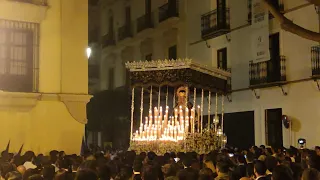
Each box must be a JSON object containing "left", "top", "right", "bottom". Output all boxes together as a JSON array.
[
  {"left": 251, "top": 89, "right": 260, "bottom": 99},
  {"left": 226, "top": 93, "right": 232, "bottom": 102},
  {"left": 279, "top": 85, "right": 288, "bottom": 96},
  {"left": 314, "top": 79, "right": 320, "bottom": 91},
  {"left": 205, "top": 40, "right": 211, "bottom": 48},
  {"left": 225, "top": 34, "right": 231, "bottom": 42}
]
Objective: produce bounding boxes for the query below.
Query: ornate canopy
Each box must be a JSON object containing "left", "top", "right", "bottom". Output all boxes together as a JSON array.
[{"left": 125, "top": 59, "right": 231, "bottom": 93}]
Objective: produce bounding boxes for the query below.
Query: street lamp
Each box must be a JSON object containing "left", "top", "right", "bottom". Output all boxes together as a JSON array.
[{"left": 86, "top": 47, "right": 92, "bottom": 59}]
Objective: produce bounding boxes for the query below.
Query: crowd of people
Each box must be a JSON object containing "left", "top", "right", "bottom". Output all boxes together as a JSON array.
[{"left": 1, "top": 145, "right": 320, "bottom": 180}]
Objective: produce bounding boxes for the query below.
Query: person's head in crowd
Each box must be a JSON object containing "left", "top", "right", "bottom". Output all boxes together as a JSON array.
[
  {"left": 5, "top": 171, "right": 22, "bottom": 180},
  {"left": 28, "top": 174, "right": 44, "bottom": 180},
  {"left": 265, "top": 147, "right": 273, "bottom": 156},
  {"left": 265, "top": 156, "right": 277, "bottom": 173},
  {"left": 54, "top": 169, "right": 71, "bottom": 180},
  {"left": 203, "top": 156, "right": 216, "bottom": 173},
  {"left": 75, "top": 169, "right": 98, "bottom": 180},
  {"left": 307, "top": 152, "right": 320, "bottom": 171},
  {"left": 254, "top": 160, "right": 266, "bottom": 178},
  {"left": 272, "top": 165, "right": 294, "bottom": 180},
  {"left": 215, "top": 161, "right": 229, "bottom": 175},
  {"left": 49, "top": 151, "right": 58, "bottom": 165},
  {"left": 246, "top": 152, "right": 254, "bottom": 164},
  {"left": 236, "top": 155, "right": 246, "bottom": 165},
  {"left": 260, "top": 145, "right": 265, "bottom": 151},
  {"left": 198, "top": 168, "right": 214, "bottom": 180},
  {"left": 177, "top": 168, "right": 198, "bottom": 180},
  {"left": 42, "top": 165, "right": 55, "bottom": 180},
  {"left": 78, "top": 160, "right": 97, "bottom": 172},
  {"left": 0, "top": 162, "right": 15, "bottom": 179},
  {"left": 17, "top": 165, "right": 26, "bottom": 175},
  {"left": 162, "top": 164, "right": 177, "bottom": 178},
  {"left": 97, "top": 164, "right": 110, "bottom": 180},
  {"left": 24, "top": 151, "right": 35, "bottom": 162},
  {"left": 23, "top": 169, "right": 39, "bottom": 180},
  {"left": 246, "top": 165, "right": 255, "bottom": 179},
  {"left": 315, "top": 146, "right": 320, "bottom": 156},
  {"left": 302, "top": 168, "right": 320, "bottom": 180},
  {"left": 182, "top": 157, "right": 192, "bottom": 169},
  {"left": 142, "top": 165, "right": 158, "bottom": 180},
  {"left": 71, "top": 160, "right": 81, "bottom": 172}
]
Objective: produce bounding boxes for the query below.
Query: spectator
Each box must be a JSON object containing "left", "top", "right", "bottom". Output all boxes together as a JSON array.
[
  {"left": 17, "top": 166, "right": 26, "bottom": 176},
  {"left": 75, "top": 169, "right": 98, "bottom": 180},
  {"left": 198, "top": 168, "right": 214, "bottom": 180},
  {"left": 215, "top": 162, "right": 229, "bottom": 180},
  {"left": 253, "top": 160, "right": 267, "bottom": 180},
  {"left": 272, "top": 165, "right": 294, "bottom": 180},
  {"left": 301, "top": 168, "right": 320, "bottom": 180},
  {"left": 5, "top": 171, "right": 22, "bottom": 180}
]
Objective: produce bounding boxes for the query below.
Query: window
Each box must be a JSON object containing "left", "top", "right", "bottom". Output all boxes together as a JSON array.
[
  {"left": 168, "top": 45, "right": 177, "bottom": 60},
  {"left": 247, "top": 0, "right": 252, "bottom": 24},
  {"left": 217, "top": 48, "right": 227, "bottom": 70},
  {"left": 145, "top": 53, "right": 152, "bottom": 61},
  {"left": 0, "top": 21, "right": 37, "bottom": 92},
  {"left": 108, "top": 68, "right": 114, "bottom": 90}
]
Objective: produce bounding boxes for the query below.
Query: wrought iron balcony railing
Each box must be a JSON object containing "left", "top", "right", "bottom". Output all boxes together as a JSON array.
[
  {"left": 101, "top": 33, "right": 115, "bottom": 48},
  {"left": 118, "top": 24, "right": 133, "bottom": 41},
  {"left": 158, "top": 0, "right": 179, "bottom": 23},
  {"left": 201, "top": 8, "right": 230, "bottom": 39},
  {"left": 311, "top": 46, "right": 320, "bottom": 76},
  {"left": 249, "top": 56, "right": 286, "bottom": 87},
  {"left": 269, "top": 0, "right": 284, "bottom": 19},
  {"left": 136, "top": 13, "right": 154, "bottom": 33},
  {"left": 8, "top": 0, "right": 47, "bottom": 6}
]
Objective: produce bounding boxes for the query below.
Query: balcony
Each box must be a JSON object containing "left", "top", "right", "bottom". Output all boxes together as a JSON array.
[
  {"left": 269, "top": 0, "right": 284, "bottom": 19},
  {"left": 118, "top": 24, "right": 133, "bottom": 42},
  {"left": 158, "top": 0, "right": 179, "bottom": 23},
  {"left": 311, "top": 46, "right": 320, "bottom": 77},
  {"left": 8, "top": 0, "right": 47, "bottom": 6},
  {"left": 101, "top": 33, "right": 115, "bottom": 48},
  {"left": 201, "top": 8, "right": 230, "bottom": 40},
  {"left": 249, "top": 56, "right": 286, "bottom": 88},
  {"left": 136, "top": 13, "right": 154, "bottom": 33}
]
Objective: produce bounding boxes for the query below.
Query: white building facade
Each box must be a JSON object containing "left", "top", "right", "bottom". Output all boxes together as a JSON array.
[{"left": 99, "top": 0, "right": 320, "bottom": 149}]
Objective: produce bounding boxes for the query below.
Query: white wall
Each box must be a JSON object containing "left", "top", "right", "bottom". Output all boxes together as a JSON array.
[
  {"left": 187, "top": 0, "right": 320, "bottom": 148},
  {"left": 99, "top": 0, "right": 320, "bottom": 148}
]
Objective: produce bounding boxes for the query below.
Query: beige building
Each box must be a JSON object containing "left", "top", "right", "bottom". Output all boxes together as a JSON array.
[
  {"left": 0, "top": 0, "right": 90, "bottom": 154},
  {"left": 99, "top": 0, "right": 320, "bottom": 149}
]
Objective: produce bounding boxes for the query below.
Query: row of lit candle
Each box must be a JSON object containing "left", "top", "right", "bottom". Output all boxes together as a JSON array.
[{"left": 133, "top": 105, "right": 201, "bottom": 142}]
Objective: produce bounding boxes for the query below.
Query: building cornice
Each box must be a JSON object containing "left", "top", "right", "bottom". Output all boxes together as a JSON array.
[
  {"left": 0, "top": 0, "right": 48, "bottom": 23},
  {"left": 0, "top": 92, "right": 92, "bottom": 124}
]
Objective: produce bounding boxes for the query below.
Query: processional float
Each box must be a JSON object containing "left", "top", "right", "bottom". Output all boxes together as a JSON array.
[{"left": 125, "top": 59, "right": 231, "bottom": 154}]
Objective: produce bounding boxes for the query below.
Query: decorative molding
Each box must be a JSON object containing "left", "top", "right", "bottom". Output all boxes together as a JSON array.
[
  {"left": 0, "top": 91, "right": 40, "bottom": 112},
  {"left": 125, "top": 59, "right": 231, "bottom": 80},
  {"left": 59, "top": 94, "right": 92, "bottom": 124},
  {"left": 0, "top": 92, "right": 92, "bottom": 124},
  {"left": 0, "top": 0, "right": 48, "bottom": 23}
]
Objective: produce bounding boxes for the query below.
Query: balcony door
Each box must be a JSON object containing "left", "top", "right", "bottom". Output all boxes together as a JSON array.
[
  {"left": 217, "top": 48, "right": 227, "bottom": 70},
  {"left": 125, "top": 7, "right": 131, "bottom": 26},
  {"left": 265, "top": 108, "right": 283, "bottom": 148},
  {"left": 145, "top": 0, "right": 151, "bottom": 24},
  {"left": 217, "top": 0, "right": 227, "bottom": 28},
  {"left": 168, "top": 0, "right": 177, "bottom": 15},
  {"left": 109, "top": 16, "right": 114, "bottom": 36},
  {"left": 268, "top": 33, "right": 280, "bottom": 82}
]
